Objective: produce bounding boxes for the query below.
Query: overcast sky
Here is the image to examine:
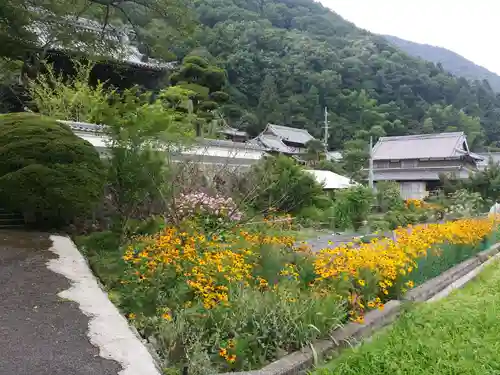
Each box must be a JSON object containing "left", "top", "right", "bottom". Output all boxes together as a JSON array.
[{"left": 319, "top": 0, "right": 500, "bottom": 74}]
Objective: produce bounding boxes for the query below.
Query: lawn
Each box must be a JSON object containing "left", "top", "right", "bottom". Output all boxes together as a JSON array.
[{"left": 314, "top": 260, "right": 500, "bottom": 375}]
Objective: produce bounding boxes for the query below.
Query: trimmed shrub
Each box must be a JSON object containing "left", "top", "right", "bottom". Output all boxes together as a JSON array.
[{"left": 0, "top": 112, "right": 105, "bottom": 228}]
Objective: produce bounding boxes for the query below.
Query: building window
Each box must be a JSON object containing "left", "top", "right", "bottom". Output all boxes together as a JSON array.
[
  {"left": 401, "top": 160, "right": 418, "bottom": 168},
  {"left": 377, "top": 161, "right": 390, "bottom": 169}
]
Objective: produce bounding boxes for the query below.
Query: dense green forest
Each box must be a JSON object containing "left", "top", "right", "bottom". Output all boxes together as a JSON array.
[
  {"left": 186, "top": 0, "right": 500, "bottom": 151},
  {"left": 2, "top": 0, "right": 500, "bottom": 153},
  {"left": 384, "top": 35, "right": 500, "bottom": 93}
]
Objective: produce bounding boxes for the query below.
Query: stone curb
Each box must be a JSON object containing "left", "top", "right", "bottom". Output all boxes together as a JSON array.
[{"left": 218, "top": 241, "right": 500, "bottom": 375}]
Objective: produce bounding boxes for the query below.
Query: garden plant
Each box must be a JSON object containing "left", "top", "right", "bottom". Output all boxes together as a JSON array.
[{"left": 79, "top": 199, "right": 497, "bottom": 374}]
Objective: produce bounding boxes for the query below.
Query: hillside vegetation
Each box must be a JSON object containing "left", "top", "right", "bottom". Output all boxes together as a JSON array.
[
  {"left": 2, "top": 0, "right": 500, "bottom": 153},
  {"left": 384, "top": 35, "right": 500, "bottom": 93},
  {"left": 185, "top": 0, "right": 500, "bottom": 151}
]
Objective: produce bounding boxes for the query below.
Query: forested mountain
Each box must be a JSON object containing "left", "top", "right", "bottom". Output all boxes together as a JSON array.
[
  {"left": 3, "top": 0, "right": 500, "bottom": 153},
  {"left": 181, "top": 0, "right": 500, "bottom": 151},
  {"left": 384, "top": 35, "right": 500, "bottom": 93}
]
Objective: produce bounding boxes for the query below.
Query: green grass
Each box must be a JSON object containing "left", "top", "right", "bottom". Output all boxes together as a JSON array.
[{"left": 314, "top": 260, "right": 500, "bottom": 375}]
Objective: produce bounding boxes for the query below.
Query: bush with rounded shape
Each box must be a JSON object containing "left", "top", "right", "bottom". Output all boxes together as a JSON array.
[
  {"left": 0, "top": 113, "right": 105, "bottom": 227},
  {"left": 247, "top": 155, "right": 325, "bottom": 214}
]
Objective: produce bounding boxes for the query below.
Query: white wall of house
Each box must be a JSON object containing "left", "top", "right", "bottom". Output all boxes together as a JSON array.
[
  {"left": 75, "top": 132, "right": 266, "bottom": 166},
  {"left": 399, "top": 181, "right": 428, "bottom": 200}
]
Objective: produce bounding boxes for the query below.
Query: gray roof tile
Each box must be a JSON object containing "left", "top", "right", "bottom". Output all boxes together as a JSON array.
[
  {"left": 372, "top": 132, "right": 470, "bottom": 160},
  {"left": 256, "top": 134, "right": 292, "bottom": 153},
  {"left": 266, "top": 124, "right": 315, "bottom": 145}
]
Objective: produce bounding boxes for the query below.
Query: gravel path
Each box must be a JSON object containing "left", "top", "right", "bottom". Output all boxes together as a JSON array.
[{"left": 298, "top": 231, "right": 395, "bottom": 252}]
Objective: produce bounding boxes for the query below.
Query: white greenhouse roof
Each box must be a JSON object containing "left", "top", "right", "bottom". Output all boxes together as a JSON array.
[{"left": 304, "top": 169, "right": 358, "bottom": 190}]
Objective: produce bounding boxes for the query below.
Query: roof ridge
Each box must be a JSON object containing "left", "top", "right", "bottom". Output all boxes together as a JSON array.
[
  {"left": 268, "top": 123, "right": 311, "bottom": 134},
  {"left": 379, "top": 132, "right": 464, "bottom": 142}
]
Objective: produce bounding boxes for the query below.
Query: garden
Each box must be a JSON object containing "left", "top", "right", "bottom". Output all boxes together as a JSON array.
[
  {"left": 77, "top": 212, "right": 498, "bottom": 374},
  {"left": 2, "top": 61, "right": 500, "bottom": 375}
]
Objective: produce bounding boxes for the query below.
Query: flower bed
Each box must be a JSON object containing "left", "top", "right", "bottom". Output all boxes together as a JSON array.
[{"left": 80, "top": 217, "right": 496, "bottom": 374}]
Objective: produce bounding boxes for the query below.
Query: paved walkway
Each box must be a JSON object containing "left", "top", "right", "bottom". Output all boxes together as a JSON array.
[
  {"left": 0, "top": 230, "right": 159, "bottom": 375},
  {"left": 301, "top": 231, "right": 393, "bottom": 252}
]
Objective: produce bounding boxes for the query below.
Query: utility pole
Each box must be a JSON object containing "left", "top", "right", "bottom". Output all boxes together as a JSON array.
[
  {"left": 368, "top": 136, "right": 374, "bottom": 189},
  {"left": 323, "top": 107, "right": 329, "bottom": 151}
]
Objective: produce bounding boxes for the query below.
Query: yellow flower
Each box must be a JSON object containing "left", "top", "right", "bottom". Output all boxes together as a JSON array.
[
  {"left": 219, "top": 348, "right": 227, "bottom": 357},
  {"left": 162, "top": 312, "right": 172, "bottom": 321},
  {"left": 357, "top": 279, "right": 366, "bottom": 287},
  {"left": 227, "top": 354, "right": 237, "bottom": 363},
  {"left": 128, "top": 313, "right": 136, "bottom": 320},
  {"left": 405, "top": 280, "right": 415, "bottom": 289}
]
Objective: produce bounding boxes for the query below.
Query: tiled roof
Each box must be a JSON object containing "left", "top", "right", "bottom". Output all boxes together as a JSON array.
[
  {"left": 372, "top": 132, "right": 476, "bottom": 160},
  {"left": 198, "top": 138, "right": 266, "bottom": 151},
  {"left": 58, "top": 120, "right": 104, "bottom": 133},
  {"left": 477, "top": 152, "right": 500, "bottom": 167},
  {"left": 219, "top": 127, "right": 248, "bottom": 138},
  {"left": 266, "top": 124, "right": 315, "bottom": 145},
  {"left": 253, "top": 134, "right": 294, "bottom": 154},
  {"left": 31, "top": 14, "right": 174, "bottom": 71},
  {"left": 60, "top": 119, "right": 266, "bottom": 152}
]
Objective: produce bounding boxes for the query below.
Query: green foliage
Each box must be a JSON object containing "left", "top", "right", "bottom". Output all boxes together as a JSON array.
[
  {"left": 333, "top": 186, "right": 373, "bottom": 231},
  {"left": 29, "top": 61, "right": 195, "bottom": 237},
  {"left": 0, "top": 0, "right": 195, "bottom": 63},
  {"left": 464, "top": 160, "right": 500, "bottom": 203},
  {"left": 85, "top": 224, "right": 345, "bottom": 374},
  {"left": 314, "top": 159, "right": 346, "bottom": 175},
  {"left": 386, "top": 35, "right": 500, "bottom": 92},
  {"left": 28, "top": 61, "right": 111, "bottom": 122},
  {"left": 406, "top": 241, "right": 488, "bottom": 288},
  {"left": 183, "top": 0, "right": 500, "bottom": 150},
  {"left": 169, "top": 54, "right": 228, "bottom": 135},
  {"left": 246, "top": 155, "right": 325, "bottom": 214},
  {"left": 383, "top": 210, "right": 420, "bottom": 230},
  {"left": 375, "top": 181, "right": 404, "bottom": 212},
  {"left": 342, "top": 140, "right": 369, "bottom": 179},
  {"left": 445, "top": 189, "right": 485, "bottom": 218},
  {"left": 0, "top": 113, "right": 105, "bottom": 227},
  {"left": 314, "top": 258, "right": 500, "bottom": 375}
]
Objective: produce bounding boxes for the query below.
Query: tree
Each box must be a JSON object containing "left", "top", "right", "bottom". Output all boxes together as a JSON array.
[
  {"left": 342, "top": 139, "right": 369, "bottom": 179},
  {"left": 169, "top": 54, "right": 229, "bottom": 136},
  {"left": 0, "top": 0, "right": 196, "bottom": 78},
  {"left": 0, "top": 112, "right": 105, "bottom": 227},
  {"left": 28, "top": 61, "right": 195, "bottom": 237},
  {"left": 463, "top": 160, "right": 500, "bottom": 203},
  {"left": 333, "top": 186, "right": 373, "bottom": 231},
  {"left": 246, "top": 155, "right": 325, "bottom": 214},
  {"left": 257, "top": 74, "right": 281, "bottom": 129},
  {"left": 174, "top": 0, "right": 500, "bottom": 151},
  {"left": 304, "top": 139, "right": 325, "bottom": 163}
]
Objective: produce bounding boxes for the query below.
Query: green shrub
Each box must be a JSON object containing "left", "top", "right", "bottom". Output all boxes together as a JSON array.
[
  {"left": 333, "top": 186, "right": 373, "bottom": 231},
  {"left": 383, "top": 209, "right": 422, "bottom": 229},
  {"left": 246, "top": 155, "right": 325, "bottom": 214},
  {"left": 296, "top": 206, "right": 325, "bottom": 227},
  {"left": 0, "top": 113, "right": 105, "bottom": 228},
  {"left": 375, "top": 181, "right": 404, "bottom": 212}
]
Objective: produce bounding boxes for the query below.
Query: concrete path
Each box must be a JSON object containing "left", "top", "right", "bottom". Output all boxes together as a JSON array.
[{"left": 0, "top": 230, "right": 159, "bottom": 375}]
